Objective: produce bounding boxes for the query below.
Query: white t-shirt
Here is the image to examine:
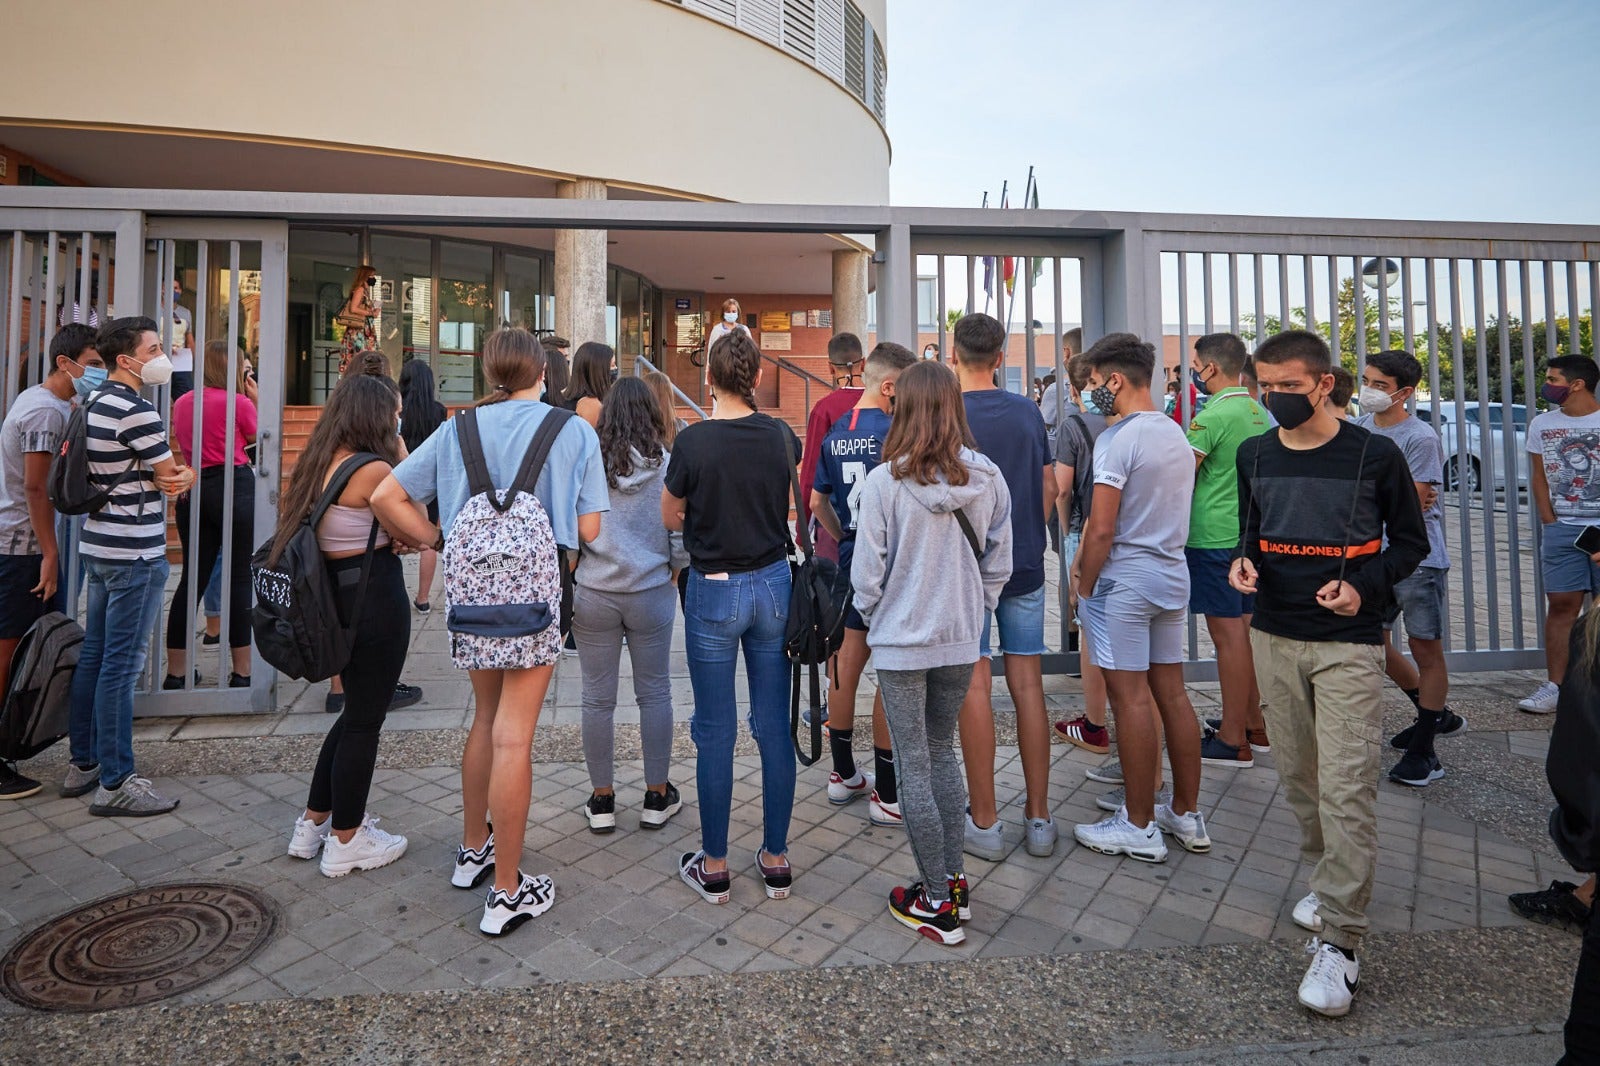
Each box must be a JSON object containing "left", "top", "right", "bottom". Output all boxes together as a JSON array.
[
  {"left": 705, "top": 321, "right": 750, "bottom": 354},
  {"left": 165, "top": 304, "right": 195, "bottom": 372},
  {"left": 1091, "top": 410, "right": 1194, "bottom": 609},
  {"left": 1527, "top": 407, "right": 1600, "bottom": 523}
]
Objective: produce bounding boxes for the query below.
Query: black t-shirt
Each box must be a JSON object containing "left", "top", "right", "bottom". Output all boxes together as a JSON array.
[{"left": 664, "top": 413, "right": 801, "bottom": 573}]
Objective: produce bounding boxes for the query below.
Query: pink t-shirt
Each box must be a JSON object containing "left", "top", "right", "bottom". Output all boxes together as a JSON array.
[{"left": 173, "top": 388, "right": 257, "bottom": 468}]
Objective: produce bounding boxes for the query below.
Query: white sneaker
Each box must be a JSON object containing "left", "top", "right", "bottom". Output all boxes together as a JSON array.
[
  {"left": 452, "top": 832, "right": 495, "bottom": 889},
  {"left": 1024, "top": 817, "right": 1058, "bottom": 857},
  {"left": 319, "top": 818, "right": 408, "bottom": 878},
  {"left": 480, "top": 872, "right": 555, "bottom": 936},
  {"left": 827, "top": 770, "right": 874, "bottom": 805},
  {"left": 1292, "top": 891, "right": 1323, "bottom": 932},
  {"left": 1154, "top": 803, "right": 1211, "bottom": 853},
  {"left": 286, "top": 814, "right": 331, "bottom": 859},
  {"left": 868, "top": 790, "right": 903, "bottom": 827},
  {"left": 1298, "top": 938, "right": 1359, "bottom": 1017},
  {"left": 1517, "top": 681, "right": 1559, "bottom": 714},
  {"left": 1073, "top": 807, "right": 1168, "bottom": 863}
]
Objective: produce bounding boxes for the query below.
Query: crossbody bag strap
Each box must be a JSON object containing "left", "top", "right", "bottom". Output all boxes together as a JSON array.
[
  {"left": 772, "top": 420, "right": 811, "bottom": 559},
  {"left": 953, "top": 508, "right": 983, "bottom": 561}
]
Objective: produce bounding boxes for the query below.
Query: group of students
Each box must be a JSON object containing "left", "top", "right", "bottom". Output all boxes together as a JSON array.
[{"left": 7, "top": 311, "right": 1600, "bottom": 1038}]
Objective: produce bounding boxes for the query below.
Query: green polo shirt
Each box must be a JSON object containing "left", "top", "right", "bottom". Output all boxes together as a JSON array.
[{"left": 1187, "top": 387, "right": 1270, "bottom": 549}]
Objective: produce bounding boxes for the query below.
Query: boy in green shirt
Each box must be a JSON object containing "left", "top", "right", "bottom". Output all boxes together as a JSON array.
[{"left": 1185, "top": 333, "right": 1272, "bottom": 767}]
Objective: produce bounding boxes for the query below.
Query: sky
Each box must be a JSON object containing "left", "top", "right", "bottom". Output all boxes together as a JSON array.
[{"left": 884, "top": 0, "right": 1600, "bottom": 225}]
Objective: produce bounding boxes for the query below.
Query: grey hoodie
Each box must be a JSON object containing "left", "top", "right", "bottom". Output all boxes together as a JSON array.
[
  {"left": 577, "top": 448, "right": 688, "bottom": 593},
  {"left": 851, "top": 447, "right": 1013, "bottom": 670}
]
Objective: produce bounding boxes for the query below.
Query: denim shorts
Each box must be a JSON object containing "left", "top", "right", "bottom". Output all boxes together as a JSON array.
[
  {"left": 1078, "top": 580, "right": 1186, "bottom": 672},
  {"left": 980, "top": 584, "right": 1048, "bottom": 657},
  {"left": 1383, "top": 565, "right": 1447, "bottom": 641},
  {"left": 1186, "top": 546, "right": 1255, "bottom": 619},
  {"left": 1541, "top": 521, "right": 1600, "bottom": 595},
  {"left": 0, "top": 553, "right": 61, "bottom": 639}
]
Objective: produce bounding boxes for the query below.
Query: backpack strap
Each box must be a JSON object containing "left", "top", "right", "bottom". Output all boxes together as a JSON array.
[
  {"left": 307, "top": 452, "right": 384, "bottom": 529},
  {"left": 454, "top": 409, "right": 497, "bottom": 502},
  {"left": 953, "top": 508, "right": 983, "bottom": 561},
  {"left": 509, "top": 407, "right": 577, "bottom": 505},
  {"left": 772, "top": 420, "right": 811, "bottom": 559}
]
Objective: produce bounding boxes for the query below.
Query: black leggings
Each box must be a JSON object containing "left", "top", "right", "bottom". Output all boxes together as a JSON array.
[
  {"left": 166, "top": 466, "right": 255, "bottom": 652},
  {"left": 306, "top": 550, "right": 410, "bottom": 831}
]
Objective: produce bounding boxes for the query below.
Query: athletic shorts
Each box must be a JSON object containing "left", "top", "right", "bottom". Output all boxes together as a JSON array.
[
  {"left": 1383, "top": 565, "right": 1447, "bottom": 642},
  {"left": 980, "top": 584, "right": 1048, "bottom": 657},
  {"left": 836, "top": 557, "right": 867, "bottom": 632},
  {"left": 0, "top": 553, "right": 61, "bottom": 640},
  {"left": 1078, "top": 579, "right": 1185, "bottom": 672},
  {"left": 1541, "top": 521, "right": 1600, "bottom": 596},
  {"left": 1186, "top": 546, "right": 1254, "bottom": 619}
]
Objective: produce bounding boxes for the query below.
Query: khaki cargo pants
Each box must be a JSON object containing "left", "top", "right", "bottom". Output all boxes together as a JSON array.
[{"left": 1250, "top": 629, "right": 1384, "bottom": 951}]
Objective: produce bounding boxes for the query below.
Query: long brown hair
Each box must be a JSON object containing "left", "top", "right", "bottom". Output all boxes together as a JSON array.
[
  {"left": 479, "top": 327, "right": 546, "bottom": 406},
  {"left": 880, "top": 360, "right": 976, "bottom": 486},
  {"left": 598, "top": 377, "right": 666, "bottom": 488},
  {"left": 268, "top": 375, "right": 401, "bottom": 563},
  {"left": 565, "top": 341, "right": 614, "bottom": 405},
  {"left": 202, "top": 340, "right": 242, "bottom": 390},
  {"left": 642, "top": 369, "right": 678, "bottom": 446}
]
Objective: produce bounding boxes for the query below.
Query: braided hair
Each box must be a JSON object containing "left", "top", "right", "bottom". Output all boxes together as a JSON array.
[{"left": 708, "top": 329, "right": 761, "bottom": 411}]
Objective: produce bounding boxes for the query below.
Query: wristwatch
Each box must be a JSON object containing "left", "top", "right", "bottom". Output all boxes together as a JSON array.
[{"left": 431, "top": 530, "right": 445, "bottom": 552}]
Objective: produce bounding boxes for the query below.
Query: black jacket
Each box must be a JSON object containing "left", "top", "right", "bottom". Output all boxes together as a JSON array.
[{"left": 1549, "top": 624, "right": 1600, "bottom": 873}]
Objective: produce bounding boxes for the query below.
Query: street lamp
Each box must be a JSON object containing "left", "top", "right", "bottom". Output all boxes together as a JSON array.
[{"left": 1361, "top": 257, "right": 1401, "bottom": 290}]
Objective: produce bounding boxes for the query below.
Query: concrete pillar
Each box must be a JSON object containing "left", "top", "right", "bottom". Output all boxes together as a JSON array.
[
  {"left": 831, "top": 248, "right": 870, "bottom": 342},
  {"left": 555, "top": 178, "right": 608, "bottom": 347}
]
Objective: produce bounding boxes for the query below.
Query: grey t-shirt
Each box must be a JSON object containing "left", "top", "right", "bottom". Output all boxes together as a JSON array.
[
  {"left": 0, "top": 384, "right": 71, "bottom": 554},
  {"left": 1090, "top": 410, "right": 1194, "bottom": 609},
  {"left": 1053, "top": 409, "right": 1108, "bottom": 534},
  {"left": 1355, "top": 412, "right": 1450, "bottom": 570},
  {"left": 1039, "top": 381, "right": 1078, "bottom": 451}
]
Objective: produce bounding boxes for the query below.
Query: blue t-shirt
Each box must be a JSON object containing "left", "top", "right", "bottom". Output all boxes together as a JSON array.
[
  {"left": 812, "top": 406, "right": 892, "bottom": 569},
  {"left": 964, "top": 389, "right": 1050, "bottom": 597},
  {"left": 392, "top": 400, "right": 609, "bottom": 546}
]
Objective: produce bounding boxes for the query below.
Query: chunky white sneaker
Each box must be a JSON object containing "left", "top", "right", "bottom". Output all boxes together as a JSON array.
[
  {"left": 1517, "top": 681, "right": 1559, "bottom": 714},
  {"left": 286, "top": 814, "right": 331, "bottom": 859},
  {"left": 1073, "top": 808, "right": 1168, "bottom": 863},
  {"left": 452, "top": 833, "right": 495, "bottom": 889},
  {"left": 480, "top": 872, "right": 555, "bottom": 936},
  {"left": 1154, "top": 803, "right": 1211, "bottom": 853},
  {"left": 1292, "top": 891, "right": 1323, "bottom": 932},
  {"left": 319, "top": 818, "right": 408, "bottom": 878},
  {"left": 827, "top": 770, "right": 874, "bottom": 805},
  {"left": 868, "top": 790, "right": 903, "bottom": 827},
  {"left": 1024, "top": 817, "right": 1058, "bottom": 857},
  {"left": 1298, "top": 938, "right": 1359, "bottom": 1017}
]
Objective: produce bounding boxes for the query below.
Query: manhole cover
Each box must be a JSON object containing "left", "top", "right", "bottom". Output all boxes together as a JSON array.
[{"left": 1, "top": 882, "right": 277, "bottom": 1012}]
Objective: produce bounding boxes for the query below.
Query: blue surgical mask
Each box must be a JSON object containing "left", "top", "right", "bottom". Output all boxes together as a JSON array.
[
  {"left": 1080, "top": 391, "right": 1102, "bottom": 415},
  {"left": 72, "top": 362, "right": 108, "bottom": 400},
  {"left": 723, "top": 312, "right": 738, "bottom": 324}
]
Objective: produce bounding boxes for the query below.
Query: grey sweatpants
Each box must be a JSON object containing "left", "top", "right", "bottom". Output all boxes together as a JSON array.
[
  {"left": 877, "top": 663, "right": 975, "bottom": 904},
  {"left": 573, "top": 582, "right": 678, "bottom": 789}
]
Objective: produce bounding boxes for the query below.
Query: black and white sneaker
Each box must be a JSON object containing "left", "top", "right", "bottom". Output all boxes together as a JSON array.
[
  {"left": 583, "top": 791, "right": 617, "bottom": 834},
  {"left": 1298, "top": 938, "right": 1359, "bottom": 1017},
  {"left": 1389, "top": 751, "right": 1445, "bottom": 788},
  {"left": 479, "top": 872, "right": 555, "bottom": 937},
  {"left": 0, "top": 760, "right": 42, "bottom": 801},
  {"left": 1389, "top": 709, "right": 1467, "bottom": 750},
  {"left": 388, "top": 683, "right": 423, "bottom": 711},
  {"left": 679, "top": 850, "right": 731, "bottom": 904},
  {"left": 452, "top": 832, "right": 495, "bottom": 889},
  {"left": 640, "top": 783, "right": 682, "bottom": 829}
]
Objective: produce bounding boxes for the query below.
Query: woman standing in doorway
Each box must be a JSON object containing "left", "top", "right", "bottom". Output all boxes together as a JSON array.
[
  {"left": 663, "top": 330, "right": 799, "bottom": 905},
  {"left": 564, "top": 341, "right": 615, "bottom": 429},
  {"left": 703, "top": 298, "right": 750, "bottom": 365},
  {"left": 399, "top": 359, "right": 448, "bottom": 612}
]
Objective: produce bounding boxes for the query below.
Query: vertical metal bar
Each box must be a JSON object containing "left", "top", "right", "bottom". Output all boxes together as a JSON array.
[
  {"left": 1569, "top": 261, "right": 1583, "bottom": 358},
  {"left": 5, "top": 234, "right": 21, "bottom": 412},
  {"left": 77, "top": 231, "right": 92, "bottom": 321},
  {"left": 1178, "top": 253, "right": 1193, "bottom": 428},
  {"left": 1424, "top": 260, "right": 1447, "bottom": 647},
  {"left": 430, "top": 238, "right": 443, "bottom": 381},
  {"left": 219, "top": 242, "right": 242, "bottom": 687},
  {"left": 994, "top": 252, "right": 1007, "bottom": 388},
  {"left": 32, "top": 239, "right": 47, "bottom": 386},
  {"left": 1378, "top": 254, "right": 1391, "bottom": 353},
  {"left": 1400, "top": 258, "right": 1415, "bottom": 364},
  {"left": 96, "top": 235, "right": 112, "bottom": 323},
  {"left": 1545, "top": 261, "right": 1558, "bottom": 365},
  {"left": 1052, "top": 256, "right": 1068, "bottom": 657},
  {"left": 183, "top": 241, "right": 208, "bottom": 690},
  {"left": 1302, "top": 255, "right": 1317, "bottom": 335},
  {"left": 1497, "top": 258, "right": 1523, "bottom": 648},
  {"left": 1023, "top": 255, "right": 1036, "bottom": 392},
  {"left": 935, "top": 256, "right": 946, "bottom": 358},
  {"left": 1278, "top": 254, "right": 1291, "bottom": 339},
  {"left": 1253, "top": 253, "right": 1266, "bottom": 344},
  {"left": 1523, "top": 260, "right": 1544, "bottom": 639},
  {"left": 1471, "top": 259, "right": 1499, "bottom": 646},
  {"left": 1201, "top": 252, "right": 1215, "bottom": 336},
  {"left": 964, "top": 255, "right": 975, "bottom": 317},
  {"left": 1448, "top": 258, "right": 1475, "bottom": 651},
  {"left": 1327, "top": 256, "right": 1341, "bottom": 369},
  {"left": 43, "top": 231, "right": 60, "bottom": 360},
  {"left": 1227, "top": 252, "right": 1240, "bottom": 335},
  {"left": 1353, "top": 255, "right": 1368, "bottom": 380},
  {"left": 251, "top": 224, "right": 289, "bottom": 710}
]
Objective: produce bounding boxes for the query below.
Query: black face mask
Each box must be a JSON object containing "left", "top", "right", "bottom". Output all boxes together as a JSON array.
[{"left": 1264, "top": 390, "right": 1318, "bottom": 430}]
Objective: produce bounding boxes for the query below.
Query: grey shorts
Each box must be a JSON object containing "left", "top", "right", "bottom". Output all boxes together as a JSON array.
[{"left": 1384, "top": 565, "right": 1447, "bottom": 642}]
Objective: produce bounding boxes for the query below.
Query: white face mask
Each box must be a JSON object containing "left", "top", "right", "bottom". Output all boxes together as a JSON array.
[
  {"left": 135, "top": 352, "right": 175, "bottom": 387},
  {"left": 1358, "top": 385, "right": 1395, "bottom": 413},
  {"left": 723, "top": 312, "right": 738, "bottom": 324}
]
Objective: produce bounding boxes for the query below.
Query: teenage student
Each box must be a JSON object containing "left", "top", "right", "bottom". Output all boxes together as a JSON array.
[{"left": 851, "top": 360, "right": 1012, "bottom": 944}]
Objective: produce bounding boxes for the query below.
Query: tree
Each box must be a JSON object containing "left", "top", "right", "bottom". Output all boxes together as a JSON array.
[{"left": 946, "top": 307, "right": 962, "bottom": 333}]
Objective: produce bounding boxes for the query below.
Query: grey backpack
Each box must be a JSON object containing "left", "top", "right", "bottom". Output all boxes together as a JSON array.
[{"left": 0, "top": 611, "right": 84, "bottom": 760}]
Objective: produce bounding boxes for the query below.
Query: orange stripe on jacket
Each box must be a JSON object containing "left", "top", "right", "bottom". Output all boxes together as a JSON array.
[{"left": 1259, "top": 538, "right": 1382, "bottom": 559}]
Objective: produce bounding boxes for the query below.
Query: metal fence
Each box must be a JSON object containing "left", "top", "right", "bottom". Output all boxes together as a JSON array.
[{"left": 2, "top": 189, "right": 1595, "bottom": 714}]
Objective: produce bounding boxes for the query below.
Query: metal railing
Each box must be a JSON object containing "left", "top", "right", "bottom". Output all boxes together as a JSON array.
[{"left": 633, "top": 354, "right": 708, "bottom": 422}]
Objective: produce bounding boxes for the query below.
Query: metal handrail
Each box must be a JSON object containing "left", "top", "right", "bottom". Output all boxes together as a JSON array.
[{"left": 633, "top": 354, "right": 708, "bottom": 421}]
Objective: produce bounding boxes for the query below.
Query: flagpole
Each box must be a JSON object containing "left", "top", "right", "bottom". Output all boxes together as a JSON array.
[
  {"left": 1002, "top": 169, "right": 1031, "bottom": 345},
  {"left": 982, "top": 188, "right": 995, "bottom": 315}
]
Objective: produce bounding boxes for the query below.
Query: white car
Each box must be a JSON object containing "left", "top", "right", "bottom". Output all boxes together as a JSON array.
[{"left": 1410, "top": 401, "right": 1532, "bottom": 494}]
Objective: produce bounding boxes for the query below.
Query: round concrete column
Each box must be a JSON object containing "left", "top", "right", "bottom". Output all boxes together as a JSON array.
[
  {"left": 555, "top": 178, "right": 608, "bottom": 347},
  {"left": 831, "top": 249, "right": 870, "bottom": 342}
]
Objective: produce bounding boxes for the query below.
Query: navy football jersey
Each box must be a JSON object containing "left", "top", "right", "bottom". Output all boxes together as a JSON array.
[{"left": 813, "top": 406, "right": 892, "bottom": 567}]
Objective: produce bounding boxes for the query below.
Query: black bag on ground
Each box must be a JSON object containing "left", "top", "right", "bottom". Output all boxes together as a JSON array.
[
  {"left": 47, "top": 387, "right": 133, "bottom": 516},
  {"left": 0, "top": 611, "right": 84, "bottom": 761},
  {"left": 249, "top": 453, "right": 382, "bottom": 682},
  {"left": 777, "top": 428, "right": 849, "bottom": 767}
]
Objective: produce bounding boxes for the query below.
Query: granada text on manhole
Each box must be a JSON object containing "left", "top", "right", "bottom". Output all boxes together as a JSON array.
[{"left": 1, "top": 881, "right": 277, "bottom": 1011}]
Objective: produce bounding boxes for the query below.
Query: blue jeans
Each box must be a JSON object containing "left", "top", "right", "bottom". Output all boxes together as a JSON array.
[
  {"left": 684, "top": 559, "right": 794, "bottom": 860},
  {"left": 203, "top": 554, "right": 223, "bottom": 617},
  {"left": 69, "top": 555, "right": 169, "bottom": 787}
]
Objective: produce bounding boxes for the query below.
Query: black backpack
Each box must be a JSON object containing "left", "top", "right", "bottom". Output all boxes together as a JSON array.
[
  {"left": 250, "top": 453, "right": 382, "bottom": 682},
  {"left": 778, "top": 428, "right": 850, "bottom": 767},
  {"left": 0, "top": 611, "right": 84, "bottom": 761},
  {"left": 47, "top": 386, "right": 134, "bottom": 516}
]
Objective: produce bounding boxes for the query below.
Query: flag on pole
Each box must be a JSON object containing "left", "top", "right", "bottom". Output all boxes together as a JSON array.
[
  {"left": 982, "top": 255, "right": 994, "bottom": 297},
  {"left": 1003, "top": 256, "right": 1016, "bottom": 295},
  {"left": 1028, "top": 178, "right": 1045, "bottom": 286}
]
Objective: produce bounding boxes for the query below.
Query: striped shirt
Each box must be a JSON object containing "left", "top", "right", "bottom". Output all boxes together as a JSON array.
[{"left": 80, "top": 382, "right": 172, "bottom": 562}]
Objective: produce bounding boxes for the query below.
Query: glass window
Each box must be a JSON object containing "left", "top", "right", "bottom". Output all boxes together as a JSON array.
[
  {"left": 640, "top": 281, "right": 656, "bottom": 362},
  {"left": 286, "top": 229, "right": 359, "bottom": 404},
  {"left": 606, "top": 267, "right": 620, "bottom": 351},
  {"left": 916, "top": 275, "right": 937, "bottom": 330},
  {"left": 437, "top": 241, "right": 493, "bottom": 405},
  {"left": 504, "top": 253, "right": 543, "bottom": 333},
  {"left": 618, "top": 271, "right": 641, "bottom": 360},
  {"left": 370, "top": 233, "right": 432, "bottom": 397}
]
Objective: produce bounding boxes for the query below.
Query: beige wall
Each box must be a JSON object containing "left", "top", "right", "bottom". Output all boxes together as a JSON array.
[{"left": 4, "top": 0, "right": 890, "bottom": 206}]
